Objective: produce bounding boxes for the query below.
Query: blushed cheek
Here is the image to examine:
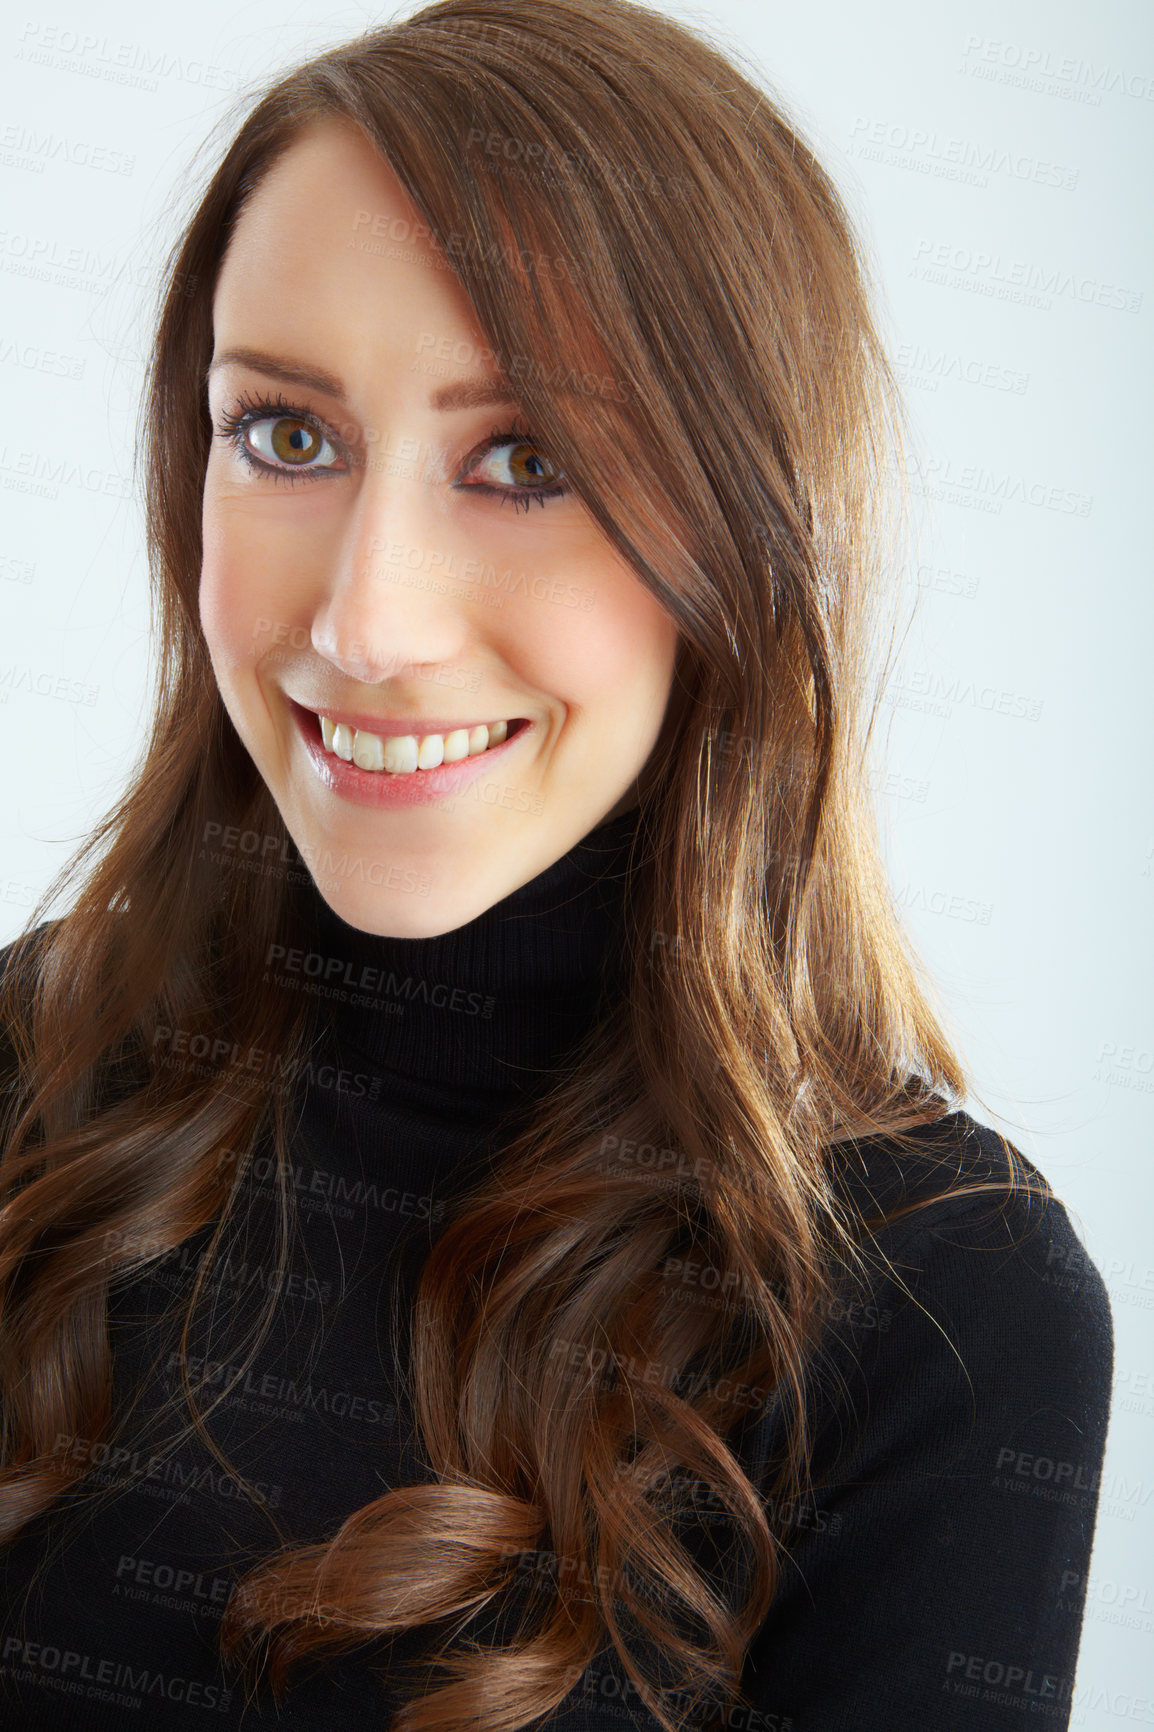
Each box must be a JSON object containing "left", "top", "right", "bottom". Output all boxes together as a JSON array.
[
  {"left": 533, "top": 616, "right": 609, "bottom": 705},
  {"left": 199, "top": 507, "right": 268, "bottom": 675},
  {"left": 524, "top": 566, "right": 673, "bottom": 715},
  {"left": 588, "top": 585, "right": 678, "bottom": 712}
]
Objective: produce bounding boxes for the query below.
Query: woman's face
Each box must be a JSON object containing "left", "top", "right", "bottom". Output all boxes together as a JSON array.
[{"left": 201, "top": 116, "right": 679, "bottom": 937}]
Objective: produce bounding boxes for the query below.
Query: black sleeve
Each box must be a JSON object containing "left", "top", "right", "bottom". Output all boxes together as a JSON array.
[{"left": 737, "top": 1185, "right": 1115, "bottom": 1731}]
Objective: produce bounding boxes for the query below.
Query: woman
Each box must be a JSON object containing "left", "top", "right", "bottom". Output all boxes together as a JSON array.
[{"left": 0, "top": 1, "right": 1112, "bottom": 1728}]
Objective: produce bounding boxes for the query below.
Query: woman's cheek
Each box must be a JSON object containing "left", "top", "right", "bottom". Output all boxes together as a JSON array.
[
  {"left": 199, "top": 504, "right": 279, "bottom": 672},
  {"left": 526, "top": 541, "right": 668, "bottom": 692},
  {"left": 200, "top": 560, "right": 254, "bottom": 675},
  {"left": 586, "top": 581, "right": 679, "bottom": 707}
]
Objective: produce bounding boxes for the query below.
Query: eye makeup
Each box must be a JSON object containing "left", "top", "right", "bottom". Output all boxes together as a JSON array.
[{"left": 212, "top": 389, "right": 569, "bottom": 513}]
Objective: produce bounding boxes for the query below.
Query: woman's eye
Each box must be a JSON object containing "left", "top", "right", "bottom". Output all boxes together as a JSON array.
[
  {"left": 461, "top": 432, "right": 568, "bottom": 513},
  {"left": 470, "top": 438, "right": 558, "bottom": 490},
  {"left": 237, "top": 415, "right": 343, "bottom": 476}
]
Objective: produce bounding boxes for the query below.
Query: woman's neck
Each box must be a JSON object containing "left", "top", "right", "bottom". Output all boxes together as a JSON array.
[{"left": 284, "top": 809, "right": 642, "bottom": 1092}]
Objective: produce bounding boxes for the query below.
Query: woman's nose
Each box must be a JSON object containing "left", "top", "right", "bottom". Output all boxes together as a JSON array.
[{"left": 309, "top": 458, "right": 471, "bottom": 684}]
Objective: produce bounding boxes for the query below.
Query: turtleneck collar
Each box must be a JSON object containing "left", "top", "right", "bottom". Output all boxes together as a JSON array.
[{"left": 289, "top": 809, "right": 642, "bottom": 1093}]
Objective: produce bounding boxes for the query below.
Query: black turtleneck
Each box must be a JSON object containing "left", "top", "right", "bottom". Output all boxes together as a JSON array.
[
  {"left": 297, "top": 806, "right": 639, "bottom": 1092},
  {"left": 0, "top": 811, "right": 1114, "bottom": 1732}
]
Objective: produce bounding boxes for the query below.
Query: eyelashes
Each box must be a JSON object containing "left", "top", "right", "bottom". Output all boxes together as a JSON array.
[
  {"left": 211, "top": 388, "right": 569, "bottom": 514},
  {"left": 214, "top": 390, "right": 345, "bottom": 485}
]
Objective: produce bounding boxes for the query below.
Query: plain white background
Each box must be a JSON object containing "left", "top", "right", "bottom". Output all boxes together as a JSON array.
[{"left": 0, "top": 0, "right": 1150, "bottom": 1720}]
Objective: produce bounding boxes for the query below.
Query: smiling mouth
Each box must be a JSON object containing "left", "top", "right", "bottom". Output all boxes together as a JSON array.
[{"left": 310, "top": 710, "right": 529, "bottom": 774}]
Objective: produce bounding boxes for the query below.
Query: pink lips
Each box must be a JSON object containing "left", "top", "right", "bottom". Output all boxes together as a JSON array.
[{"left": 288, "top": 699, "right": 534, "bottom": 810}]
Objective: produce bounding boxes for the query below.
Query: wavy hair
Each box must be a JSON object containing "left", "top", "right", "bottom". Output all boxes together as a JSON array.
[{"left": 0, "top": 1, "right": 1040, "bottom": 1726}]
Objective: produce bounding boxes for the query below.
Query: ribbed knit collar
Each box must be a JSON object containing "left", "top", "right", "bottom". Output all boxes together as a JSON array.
[{"left": 291, "top": 809, "right": 642, "bottom": 1092}]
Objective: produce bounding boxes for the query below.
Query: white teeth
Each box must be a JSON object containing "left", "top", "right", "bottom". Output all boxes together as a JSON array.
[
  {"left": 316, "top": 715, "right": 515, "bottom": 775},
  {"left": 352, "top": 730, "right": 384, "bottom": 772},
  {"left": 383, "top": 734, "right": 418, "bottom": 774}
]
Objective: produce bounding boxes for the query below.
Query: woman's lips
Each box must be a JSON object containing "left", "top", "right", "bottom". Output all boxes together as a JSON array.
[{"left": 288, "top": 699, "right": 534, "bottom": 809}]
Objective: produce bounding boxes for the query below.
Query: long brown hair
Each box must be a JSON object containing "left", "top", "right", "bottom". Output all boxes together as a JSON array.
[{"left": 0, "top": 1, "right": 1043, "bottom": 1726}]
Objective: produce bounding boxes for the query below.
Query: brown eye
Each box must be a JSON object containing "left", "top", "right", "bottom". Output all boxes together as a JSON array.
[
  {"left": 506, "top": 440, "right": 559, "bottom": 487},
  {"left": 267, "top": 418, "right": 325, "bottom": 466},
  {"left": 237, "top": 414, "right": 343, "bottom": 475},
  {"left": 472, "top": 437, "right": 562, "bottom": 490},
  {"left": 456, "top": 423, "right": 569, "bottom": 513}
]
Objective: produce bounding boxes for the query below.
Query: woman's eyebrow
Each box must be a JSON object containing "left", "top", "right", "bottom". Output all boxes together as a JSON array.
[{"left": 205, "top": 345, "right": 518, "bottom": 412}]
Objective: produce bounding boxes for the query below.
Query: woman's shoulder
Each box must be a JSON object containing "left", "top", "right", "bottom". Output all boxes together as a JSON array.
[
  {"left": 735, "top": 1123, "right": 1115, "bottom": 1726},
  {"left": 725, "top": 1108, "right": 1117, "bottom": 1551},
  {"left": 816, "top": 1106, "right": 1114, "bottom": 1437},
  {"left": 833, "top": 1104, "right": 1101, "bottom": 1269}
]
